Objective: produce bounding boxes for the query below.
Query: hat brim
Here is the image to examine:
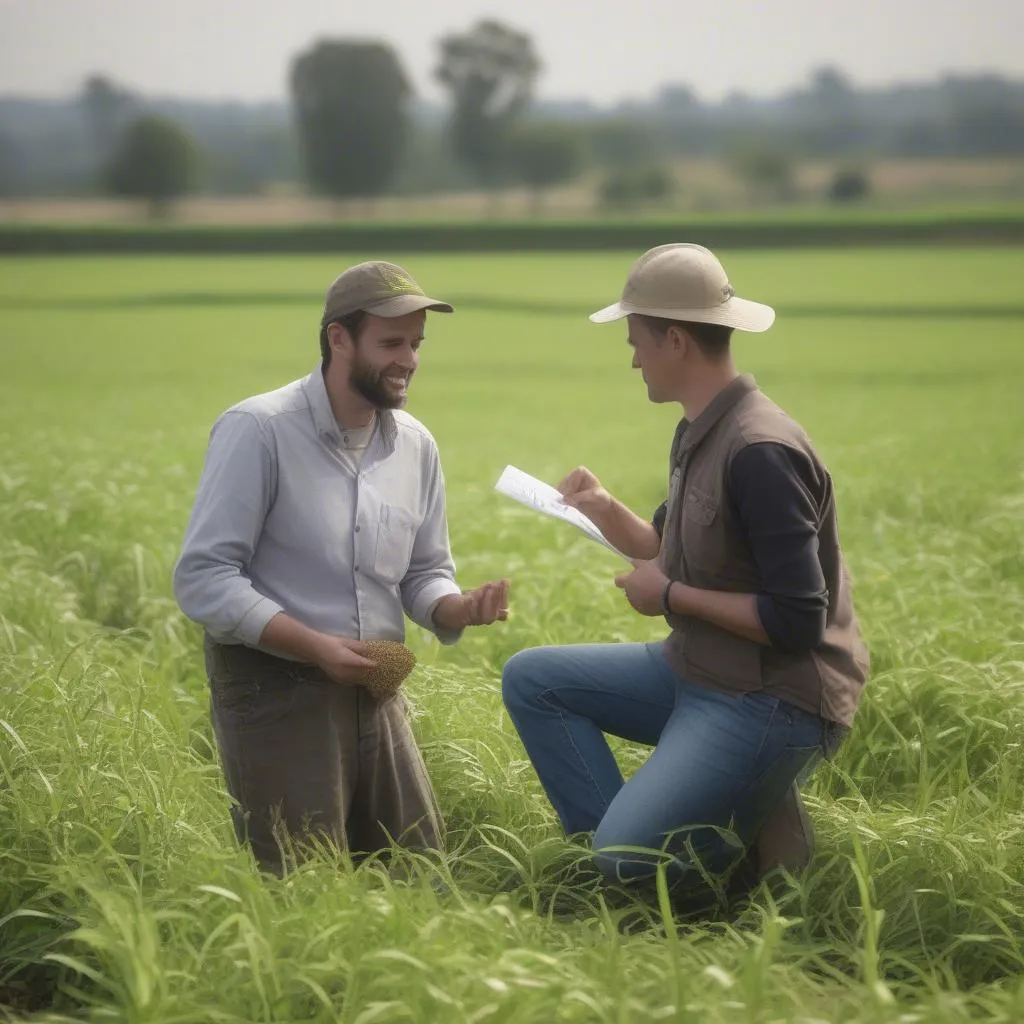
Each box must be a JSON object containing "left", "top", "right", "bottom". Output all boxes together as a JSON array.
[
  {"left": 589, "top": 297, "right": 775, "bottom": 333},
  {"left": 364, "top": 294, "right": 454, "bottom": 317}
]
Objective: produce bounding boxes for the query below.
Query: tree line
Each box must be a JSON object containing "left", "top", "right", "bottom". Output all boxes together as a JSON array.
[
  {"left": 2, "top": 21, "right": 583, "bottom": 214},
  {"left": 1, "top": 19, "right": 1022, "bottom": 213}
]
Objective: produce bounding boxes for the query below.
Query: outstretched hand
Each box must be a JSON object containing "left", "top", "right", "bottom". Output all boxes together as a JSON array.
[{"left": 433, "top": 579, "right": 511, "bottom": 630}]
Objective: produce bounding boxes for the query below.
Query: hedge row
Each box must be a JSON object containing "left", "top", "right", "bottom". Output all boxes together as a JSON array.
[{"left": 1, "top": 212, "right": 1022, "bottom": 254}]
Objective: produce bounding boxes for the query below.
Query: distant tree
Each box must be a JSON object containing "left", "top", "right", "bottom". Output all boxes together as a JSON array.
[
  {"left": 599, "top": 164, "right": 675, "bottom": 209},
  {"left": 942, "top": 74, "right": 1024, "bottom": 156},
  {"left": 79, "top": 75, "right": 137, "bottom": 160},
  {"left": 729, "top": 141, "right": 798, "bottom": 202},
  {"left": 0, "top": 130, "right": 23, "bottom": 197},
  {"left": 809, "top": 66, "right": 854, "bottom": 108},
  {"left": 201, "top": 123, "right": 301, "bottom": 195},
  {"left": 388, "top": 125, "right": 468, "bottom": 194},
  {"left": 435, "top": 20, "right": 540, "bottom": 188},
  {"left": 828, "top": 166, "right": 871, "bottom": 203},
  {"left": 586, "top": 117, "right": 662, "bottom": 170},
  {"left": 892, "top": 118, "right": 946, "bottom": 157},
  {"left": 106, "top": 115, "right": 201, "bottom": 217},
  {"left": 800, "top": 65, "right": 863, "bottom": 155},
  {"left": 508, "top": 122, "right": 583, "bottom": 211},
  {"left": 655, "top": 84, "right": 700, "bottom": 117},
  {"left": 290, "top": 40, "right": 412, "bottom": 199},
  {"left": 636, "top": 165, "right": 676, "bottom": 202}
]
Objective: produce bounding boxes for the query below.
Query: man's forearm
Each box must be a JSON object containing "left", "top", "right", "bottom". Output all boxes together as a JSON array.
[
  {"left": 431, "top": 594, "right": 466, "bottom": 632},
  {"left": 595, "top": 498, "right": 661, "bottom": 561},
  {"left": 259, "top": 612, "right": 332, "bottom": 664},
  {"left": 667, "top": 582, "right": 770, "bottom": 646}
]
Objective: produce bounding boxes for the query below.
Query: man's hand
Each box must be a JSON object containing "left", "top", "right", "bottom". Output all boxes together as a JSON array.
[
  {"left": 310, "top": 634, "right": 378, "bottom": 685},
  {"left": 557, "top": 466, "right": 613, "bottom": 525},
  {"left": 614, "top": 559, "right": 670, "bottom": 617},
  {"left": 558, "top": 465, "right": 662, "bottom": 562},
  {"left": 432, "top": 579, "right": 511, "bottom": 631},
  {"left": 260, "top": 611, "right": 376, "bottom": 684}
]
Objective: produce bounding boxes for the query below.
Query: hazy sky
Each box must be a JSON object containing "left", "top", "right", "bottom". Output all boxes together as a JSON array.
[{"left": 1, "top": 0, "right": 1021, "bottom": 106}]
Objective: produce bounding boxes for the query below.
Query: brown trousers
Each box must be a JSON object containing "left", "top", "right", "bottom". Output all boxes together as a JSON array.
[{"left": 203, "top": 636, "right": 444, "bottom": 875}]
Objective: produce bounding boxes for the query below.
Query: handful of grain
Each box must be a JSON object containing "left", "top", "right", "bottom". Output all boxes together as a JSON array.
[{"left": 358, "top": 639, "right": 417, "bottom": 700}]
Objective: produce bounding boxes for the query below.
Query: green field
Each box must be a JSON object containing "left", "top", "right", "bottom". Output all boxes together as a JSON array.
[{"left": 1, "top": 248, "right": 1023, "bottom": 1022}]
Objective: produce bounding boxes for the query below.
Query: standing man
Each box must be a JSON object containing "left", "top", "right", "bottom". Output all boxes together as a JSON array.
[
  {"left": 502, "top": 243, "right": 868, "bottom": 905},
  {"left": 174, "top": 260, "right": 510, "bottom": 876}
]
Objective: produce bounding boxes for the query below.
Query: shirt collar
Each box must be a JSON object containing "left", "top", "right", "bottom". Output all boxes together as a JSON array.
[
  {"left": 671, "top": 373, "right": 758, "bottom": 467},
  {"left": 301, "top": 365, "right": 398, "bottom": 452}
]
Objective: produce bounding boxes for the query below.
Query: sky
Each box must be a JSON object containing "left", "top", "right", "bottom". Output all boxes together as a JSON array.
[{"left": 1, "top": 0, "right": 1022, "bottom": 107}]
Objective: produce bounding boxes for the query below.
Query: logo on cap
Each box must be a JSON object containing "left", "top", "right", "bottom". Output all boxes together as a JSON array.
[{"left": 380, "top": 265, "right": 424, "bottom": 297}]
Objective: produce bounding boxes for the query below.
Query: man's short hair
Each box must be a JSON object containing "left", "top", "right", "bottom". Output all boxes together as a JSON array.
[
  {"left": 634, "top": 314, "right": 733, "bottom": 360},
  {"left": 320, "top": 310, "right": 367, "bottom": 369}
]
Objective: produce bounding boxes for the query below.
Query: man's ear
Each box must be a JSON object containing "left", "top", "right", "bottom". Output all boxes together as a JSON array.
[
  {"left": 667, "top": 323, "right": 689, "bottom": 355},
  {"left": 328, "top": 322, "right": 353, "bottom": 356}
]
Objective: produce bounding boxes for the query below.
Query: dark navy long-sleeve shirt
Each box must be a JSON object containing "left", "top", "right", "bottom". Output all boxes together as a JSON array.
[{"left": 653, "top": 442, "right": 829, "bottom": 654}]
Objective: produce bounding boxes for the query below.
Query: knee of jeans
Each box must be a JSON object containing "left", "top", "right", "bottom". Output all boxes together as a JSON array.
[
  {"left": 593, "top": 821, "right": 666, "bottom": 884},
  {"left": 592, "top": 845, "right": 666, "bottom": 885},
  {"left": 500, "top": 648, "right": 547, "bottom": 712}
]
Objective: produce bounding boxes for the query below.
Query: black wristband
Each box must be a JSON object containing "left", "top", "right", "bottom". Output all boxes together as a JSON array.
[{"left": 661, "top": 579, "right": 676, "bottom": 617}]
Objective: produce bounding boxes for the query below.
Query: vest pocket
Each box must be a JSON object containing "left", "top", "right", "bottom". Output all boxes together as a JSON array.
[
  {"left": 374, "top": 504, "right": 417, "bottom": 584},
  {"left": 685, "top": 487, "right": 718, "bottom": 526},
  {"left": 681, "top": 487, "right": 727, "bottom": 573}
]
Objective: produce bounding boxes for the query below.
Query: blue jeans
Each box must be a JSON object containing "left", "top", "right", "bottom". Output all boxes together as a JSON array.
[{"left": 502, "top": 641, "right": 826, "bottom": 889}]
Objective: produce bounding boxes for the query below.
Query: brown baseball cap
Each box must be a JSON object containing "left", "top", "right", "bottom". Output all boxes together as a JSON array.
[
  {"left": 589, "top": 243, "right": 775, "bottom": 332},
  {"left": 321, "top": 260, "right": 454, "bottom": 325}
]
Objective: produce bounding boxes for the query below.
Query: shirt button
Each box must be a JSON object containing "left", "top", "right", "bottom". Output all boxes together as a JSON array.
[
  {"left": 354, "top": 564, "right": 360, "bottom": 572},
  {"left": 354, "top": 524, "right": 361, "bottom": 532}
]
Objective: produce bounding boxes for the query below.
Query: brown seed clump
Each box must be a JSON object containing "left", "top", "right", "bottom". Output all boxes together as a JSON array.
[{"left": 358, "top": 639, "right": 417, "bottom": 700}]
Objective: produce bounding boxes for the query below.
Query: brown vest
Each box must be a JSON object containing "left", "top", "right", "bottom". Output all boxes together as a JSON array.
[{"left": 661, "top": 375, "right": 869, "bottom": 727}]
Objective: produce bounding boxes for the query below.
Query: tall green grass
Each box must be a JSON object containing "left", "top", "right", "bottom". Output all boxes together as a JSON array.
[{"left": 1, "top": 249, "right": 1022, "bottom": 1021}]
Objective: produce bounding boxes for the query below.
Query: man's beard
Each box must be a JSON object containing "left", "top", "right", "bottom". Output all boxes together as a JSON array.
[{"left": 349, "top": 352, "right": 408, "bottom": 410}]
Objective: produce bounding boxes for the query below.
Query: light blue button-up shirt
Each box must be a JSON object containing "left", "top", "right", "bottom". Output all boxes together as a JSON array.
[{"left": 173, "top": 367, "right": 464, "bottom": 656}]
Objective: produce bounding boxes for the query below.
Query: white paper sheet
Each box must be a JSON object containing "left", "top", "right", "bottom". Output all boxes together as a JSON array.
[{"left": 494, "top": 465, "right": 631, "bottom": 562}]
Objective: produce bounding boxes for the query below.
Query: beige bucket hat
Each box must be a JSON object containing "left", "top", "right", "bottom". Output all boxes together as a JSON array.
[
  {"left": 589, "top": 243, "right": 775, "bottom": 332},
  {"left": 321, "top": 261, "right": 454, "bottom": 325}
]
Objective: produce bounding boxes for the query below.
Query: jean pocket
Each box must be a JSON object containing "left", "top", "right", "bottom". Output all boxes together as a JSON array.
[
  {"left": 210, "top": 675, "right": 260, "bottom": 715},
  {"left": 374, "top": 504, "right": 417, "bottom": 584},
  {"left": 210, "top": 675, "right": 298, "bottom": 731},
  {"left": 206, "top": 642, "right": 299, "bottom": 731}
]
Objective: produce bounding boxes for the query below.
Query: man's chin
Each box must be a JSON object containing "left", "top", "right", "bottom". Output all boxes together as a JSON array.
[
  {"left": 353, "top": 384, "right": 407, "bottom": 410},
  {"left": 380, "top": 385, "right": 408, "bottom": 410}
]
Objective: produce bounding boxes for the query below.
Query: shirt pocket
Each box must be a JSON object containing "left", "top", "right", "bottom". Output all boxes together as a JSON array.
[{"left": 374, "top": 504, "right": 417, "bottom": 584}]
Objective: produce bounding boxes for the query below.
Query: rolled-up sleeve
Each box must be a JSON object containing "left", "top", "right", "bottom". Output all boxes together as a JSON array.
[
  {"left": 172, "top": 411, "right": 284, "bottom": 645},
  {"left": 728, "top": 443, "right": 829, "bottom": 654},
  {"left": 400, "top": 442, "right": 463, "bottom": 645}
]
